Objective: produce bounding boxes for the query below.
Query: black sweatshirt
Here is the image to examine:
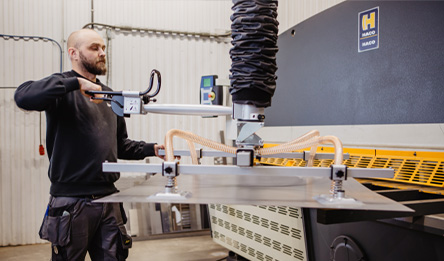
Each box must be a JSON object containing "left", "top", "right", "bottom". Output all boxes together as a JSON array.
[{"left": 14, "top": 70, "right": 156, "bottom": 197}]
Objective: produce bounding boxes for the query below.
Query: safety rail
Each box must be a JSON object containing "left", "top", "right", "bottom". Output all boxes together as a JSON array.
[{"left": 259, "top": 146, "right": 444, "bottom": 189}]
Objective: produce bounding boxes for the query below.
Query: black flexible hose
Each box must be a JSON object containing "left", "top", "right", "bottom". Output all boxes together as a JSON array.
[{"left": 229, "top": 0, "right": 279, "bottom": 108}]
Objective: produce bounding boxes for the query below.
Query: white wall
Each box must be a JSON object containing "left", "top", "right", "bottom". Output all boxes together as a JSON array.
[
  {"left": 1, "top": 0, "right": 66, "bottom": 246},
  {"left": 0, "top": 0, "right": 344, "bottom": 246}
]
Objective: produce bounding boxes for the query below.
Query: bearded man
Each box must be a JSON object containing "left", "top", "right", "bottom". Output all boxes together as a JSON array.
[{"left": 14, "top": 29, "right": 163, "bottom": 261}]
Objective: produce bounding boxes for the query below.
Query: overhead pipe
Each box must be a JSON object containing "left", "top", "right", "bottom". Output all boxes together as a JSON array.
[
  {"left": 0, "top": 34, "right": 63, "bottom": 73},
  {"left": 0, "top": 33, "right": 63, "bottom": 156},
  {"left": 82, "top": 22, "right": 231, "bottom": 40},
  {"left": 91, "top": 0, "right": 95, "bottom": 29}
]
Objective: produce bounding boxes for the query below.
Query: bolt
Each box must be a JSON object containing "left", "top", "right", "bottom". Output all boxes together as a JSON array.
[
  {"left": 165, "top": 166, "right": 173, "bottom": 174},
  {"left": 336, "top": 170, "right": 344, "bottom": 178}
]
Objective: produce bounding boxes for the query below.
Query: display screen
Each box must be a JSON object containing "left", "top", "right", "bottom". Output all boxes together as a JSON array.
[{"left": 203, "top": 77, "right": 212, "bottom": 87}]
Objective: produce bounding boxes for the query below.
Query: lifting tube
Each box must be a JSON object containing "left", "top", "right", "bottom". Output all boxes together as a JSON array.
[{"left": 229, "top": 0, "right": 279, "bottom": 108}]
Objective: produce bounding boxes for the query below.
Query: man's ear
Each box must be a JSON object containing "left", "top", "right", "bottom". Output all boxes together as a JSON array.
[{"left": 68, "top": 47, "right": 78, "bottom": 60}]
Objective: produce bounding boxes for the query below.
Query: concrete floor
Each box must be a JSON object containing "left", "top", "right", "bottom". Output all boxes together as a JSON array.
[{"left": 0, "top": 234, "right": 229, "bottom": 261}]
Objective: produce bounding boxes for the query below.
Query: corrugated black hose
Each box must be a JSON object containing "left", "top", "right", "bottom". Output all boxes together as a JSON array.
[{"left": 229, "top": 0, "right": 279, "bottom": 108}]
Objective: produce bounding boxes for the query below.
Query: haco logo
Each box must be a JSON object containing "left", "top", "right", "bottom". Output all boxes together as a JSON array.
[
  {"left": 362, "top": 12, "right": 376, "bottom": 31},
  {"left": 358, "top": 7, "right": 379, "bottom": 52}
]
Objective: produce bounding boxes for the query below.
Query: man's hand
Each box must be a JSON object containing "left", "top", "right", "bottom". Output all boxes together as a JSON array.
[
  {"left": 154, "top": 144, "right": 181, "bottom": 161},
  {"left": 154, "top": 144, "right": 165, "bottom": 160},
  {"left": 77, "top": 77, "right": 104, "bottom": 104}
]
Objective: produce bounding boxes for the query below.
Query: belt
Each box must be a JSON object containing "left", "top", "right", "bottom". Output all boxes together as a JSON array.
[
  {"left": 52, "top": 195, "right": 107, "bottom": 200},
  {"left": 85, "top": 195, "right": 105, "bottom": 200},
  {"left": 72, "top": 194, "right": 106, "bottom": 200}
]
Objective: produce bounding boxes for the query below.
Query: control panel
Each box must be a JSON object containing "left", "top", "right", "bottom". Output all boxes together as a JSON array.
[{"left": 200, "top": 75, "right": 223, "bottom": 106}]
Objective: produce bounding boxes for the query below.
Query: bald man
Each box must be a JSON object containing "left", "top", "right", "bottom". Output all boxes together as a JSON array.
[{"left": 15, "top": 29, "right": 162, "bottom": 260}]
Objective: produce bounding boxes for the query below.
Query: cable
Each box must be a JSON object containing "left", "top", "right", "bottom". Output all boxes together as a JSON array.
[
  {"left": 0, "top": 34, "right": 63, "bottom": 73},
  {"left": 82, "top": 22, "right": 231, "bottom": 40},
  {"left": 0, "top": 33, "right": 63, "bottom": 156}
]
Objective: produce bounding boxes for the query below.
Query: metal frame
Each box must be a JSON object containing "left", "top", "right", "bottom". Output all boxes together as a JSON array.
[
  {"left": 157, "top": 149, "right": 350, "bottom": 160},
  {"left": 103, "top": 162, "right": 393, "bottom": 179}
]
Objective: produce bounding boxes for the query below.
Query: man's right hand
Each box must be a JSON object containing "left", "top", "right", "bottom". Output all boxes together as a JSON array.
[{"left": 77, "top": 77, "right": 104, "bottom": 104}]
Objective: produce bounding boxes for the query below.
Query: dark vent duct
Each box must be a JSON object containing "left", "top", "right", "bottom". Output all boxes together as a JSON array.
[{"left": 229, "top": 0, "right": 279, "bottom": 108}]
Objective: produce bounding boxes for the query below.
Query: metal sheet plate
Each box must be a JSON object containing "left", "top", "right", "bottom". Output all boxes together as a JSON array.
[{"left": 97, "top": 174, "right": 412, "bottom": 212}]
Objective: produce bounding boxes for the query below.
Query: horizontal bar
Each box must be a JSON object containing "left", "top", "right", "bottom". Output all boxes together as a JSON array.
[
  {"left": 377, "top": 189, "right": 444, "bottom": 202},
  {"left": 103, "top": 162, "right": 394, "bottom": 179},
  {"left": 104, "top": 163, "right": 162, "bottom": 173},
  {"left": 317, "top": 197, "right": 444, "bottom": 224},
  {"left": 316, "top": 208, "right": 414, "bottom": 224},
  {"left": 157, "top": 149, "right": 350, "bottom": 160},
  {"left": 402, "top": 198, "right": 444, "bottom": 216},
  {"left": 308, "top": 152, "right": 350, "bottom": 160},
  {"left": 182, "top": 165, "right": 331, "bottom": 177},
  {"left": 346, "top": 167, "right": 394, "bottom": 178},
  {"left": 143, "top": 104, "right": 232, "bottom": 116},
  {"left": 158, "top": 149, "right": 235, "bottom": 158}
]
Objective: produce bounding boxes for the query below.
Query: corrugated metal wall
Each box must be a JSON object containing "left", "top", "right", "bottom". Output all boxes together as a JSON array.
[{"left": 0, "top": 0, "right": 344, "bottom": 246}]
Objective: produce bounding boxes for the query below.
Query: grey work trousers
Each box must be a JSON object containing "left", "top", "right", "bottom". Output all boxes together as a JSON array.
[{"left": 39, "top": 196, "right": 132, "bottom": 261}]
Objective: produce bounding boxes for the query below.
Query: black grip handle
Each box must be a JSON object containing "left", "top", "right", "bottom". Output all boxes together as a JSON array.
[{"left": 85, "top": 69, "right": 161, "bottom": 101}]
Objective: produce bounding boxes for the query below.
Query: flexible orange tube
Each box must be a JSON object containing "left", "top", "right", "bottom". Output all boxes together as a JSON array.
[
  {"left": 284, "top": 130, "right": 320, "bottom": 146},
  {"left": 307, "top": 145, "right": 318, "bottom": 167},
  {"left": 165, "top": 129, "right": 237, "bottom": 162},
  {"left": 165, "top": 129, "right": 343, "bottom": 165},
  {"left": 258, "top": 135, "right": 343, "bottom": 164},
  {"left": 264, "top": 130, "right": 321, "bottom": 166}
]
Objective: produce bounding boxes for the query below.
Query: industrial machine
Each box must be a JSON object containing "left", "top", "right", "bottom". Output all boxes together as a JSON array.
[{"left": 89, "top": 0, "right": 444, "bottom": 260}]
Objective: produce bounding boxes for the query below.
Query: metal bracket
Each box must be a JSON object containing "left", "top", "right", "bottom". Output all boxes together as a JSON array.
[
  {"left": 162, "top": 161, "right": 178, "bottom": 177},
  {"left": 329, "top": 164, "right": 348, "bottom": 200},
  {"left": 236, "top": 122, "right": 264, "bottom": 147},
  {"left": 233, "top": 103, "right": 265, "bottom": 121},
  {"left": 331, "top": 164, "right": 347, "bottom": 181},
  {"left": 162, "top": 161, "right": 179, "bottom": 194},
  {"left": 314, "top": 164, "right": 362, "bottom": 205},
  {"left": 236, "top": 149, "right": 254, "bottom": 167}
]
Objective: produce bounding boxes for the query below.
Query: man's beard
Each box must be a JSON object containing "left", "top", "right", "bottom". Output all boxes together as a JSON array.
[{"left": 79, "top": 52, "right": 107, "bottom": 75}]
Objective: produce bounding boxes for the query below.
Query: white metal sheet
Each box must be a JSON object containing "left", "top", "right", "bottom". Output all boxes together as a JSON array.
[{"left": 96, "top": 174, "right": 412, "bottom": 212}]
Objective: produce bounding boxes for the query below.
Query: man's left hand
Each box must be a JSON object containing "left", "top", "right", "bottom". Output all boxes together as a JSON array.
[{"left": 154, "top": 144, "right": 165, "bottom": 160}]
